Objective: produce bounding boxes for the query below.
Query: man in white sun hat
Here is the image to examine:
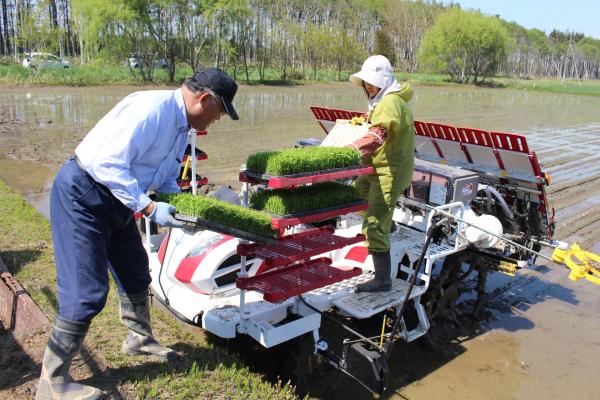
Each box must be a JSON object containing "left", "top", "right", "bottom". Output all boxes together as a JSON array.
[{"left": 347, "top": 55, "right": 415, "bottom": 292}]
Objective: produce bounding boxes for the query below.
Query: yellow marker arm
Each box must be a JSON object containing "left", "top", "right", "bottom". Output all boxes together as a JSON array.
[{"left": 552, "top": 243, "right": 600, "bottom": 285}]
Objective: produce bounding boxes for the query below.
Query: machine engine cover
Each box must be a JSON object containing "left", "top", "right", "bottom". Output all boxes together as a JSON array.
[{"left": 408, "top": 159, "right": 479, "bottom": 206}]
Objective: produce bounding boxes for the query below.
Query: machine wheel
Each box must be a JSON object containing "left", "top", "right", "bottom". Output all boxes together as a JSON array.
[{"left": 420, "top": 254, "right": 475, "bottom": 347}]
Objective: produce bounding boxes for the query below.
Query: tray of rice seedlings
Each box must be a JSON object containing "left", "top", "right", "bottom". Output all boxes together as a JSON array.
[
  {"left": 158, "top": 193, "right": 278, "bottom": 243},
  {"left": 243, "top": 147, "right": 372, "bottom": 188},
  {"left": 249, "top": 181, "right": 365, "bottom": 218}
]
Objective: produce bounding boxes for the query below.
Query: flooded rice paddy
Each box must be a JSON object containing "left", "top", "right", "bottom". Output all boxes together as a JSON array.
[
  {"left": 0, "top": 83, "right": 599, "bottom": 399},
  {"left": 1, "top": 84, "right": 600, "bottom": 220}
]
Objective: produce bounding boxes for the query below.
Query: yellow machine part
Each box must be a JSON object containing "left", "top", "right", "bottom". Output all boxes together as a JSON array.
[
  {"left": 181, "top": 156, "right": 191, "bottom": 180},
  {"left": 350, "top": 116, "right": 366, "bottom": 125},
  {"left": 552, "top": 243, "right": 600, "bottom": 285}
]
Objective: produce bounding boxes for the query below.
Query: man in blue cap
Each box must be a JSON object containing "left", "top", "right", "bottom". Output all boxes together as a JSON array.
[{"left": 36, "top": 68, "right": 239, "bottom": 400}]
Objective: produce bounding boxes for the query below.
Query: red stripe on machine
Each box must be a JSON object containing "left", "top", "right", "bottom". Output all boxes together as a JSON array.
[
  {"left": 345, "top": 246, "right": 368, "bottom": 263},
  {"left": 174, "top": 237, "right": 232, "bottom": 282}
]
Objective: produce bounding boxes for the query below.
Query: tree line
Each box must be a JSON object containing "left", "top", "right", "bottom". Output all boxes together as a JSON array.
[{"left": 1, "top": 0, "right": 599, "bottom": 83}]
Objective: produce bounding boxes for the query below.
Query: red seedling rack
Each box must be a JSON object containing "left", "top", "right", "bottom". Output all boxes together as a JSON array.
[
  {"left": 177, "top": 177, "right": 208, "bottom": 190},
  {"left": 236, "top": 257, "right": 362, "bottom": 303},
  {"left": 231, "top": 149, "right": 371, "bottom": 302},
  {"left": 182, "top": 151, "right": 208, "bottom": 162},
  {"left": 270, "top": 202, "right": 368, "bottom": 233},
  {"left": 238, "top": 226, "right": 364, "bottom": 269},
  {"left": 239, "top": 165, "right": 373, "bottom": 189}
]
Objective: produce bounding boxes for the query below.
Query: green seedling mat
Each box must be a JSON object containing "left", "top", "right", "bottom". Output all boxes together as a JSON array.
[
  {"left": 250, "top": 181, "right": 361, "bottom": 216},
  {"left": 175, "top": 213, "right": 277, "bottom": 244},
  {"left": 246, "top": 147, "right": 361, "bottom": 176},
  {"left": 159, "top": 193, "right": 277, "bottom": 241}
]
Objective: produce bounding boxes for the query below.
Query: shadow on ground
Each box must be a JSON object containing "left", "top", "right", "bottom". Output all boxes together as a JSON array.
[
  {"left": 0, "top": 249, "right": 44, "bottom": 275},
  {"left": 82, "top": 340, "right": 259, "bottom": 399},
  {"left": 0, "top": 327, "right": 41, "bottom": 394}
]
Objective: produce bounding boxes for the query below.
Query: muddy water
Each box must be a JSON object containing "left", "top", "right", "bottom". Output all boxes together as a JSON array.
[{"left": 1, "top": 84, "right": 600, "bottom": 399}]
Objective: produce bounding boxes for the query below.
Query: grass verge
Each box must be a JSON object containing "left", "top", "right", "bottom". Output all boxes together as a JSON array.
[
  {"left": 0, "top": 64, "right": 188, "bottom": 86},
  {"left": 0, "top": 63, "right": 449, "bottom": 87},
  {"left": 2, "top": 62, "right": 599, "bottom": 96},
  {"left": 0, "top": 179, "right": 300, "bottom": 399},
  {"left": 497, "top": 76, "right": 600, "bottom": 96}
]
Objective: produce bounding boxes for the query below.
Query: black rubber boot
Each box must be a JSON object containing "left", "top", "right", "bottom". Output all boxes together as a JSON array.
[
  {"left": 119, "top": 290, "right": 177, "bottom": 361},
  {"left": 356, "top": 251, "right": 392, "bottom": 293},
  {"left": 36, "top": 316, "right": 104, "bottom": 400}
]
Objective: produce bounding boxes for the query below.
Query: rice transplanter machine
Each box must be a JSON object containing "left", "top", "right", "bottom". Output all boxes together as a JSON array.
[{"left": 140, "top": 106, "right": 600, "bottom": 395}]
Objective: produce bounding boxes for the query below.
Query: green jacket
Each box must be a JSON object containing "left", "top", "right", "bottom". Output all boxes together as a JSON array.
[{"left": 366, "top": 84, "right": 415, "bottom": 193}]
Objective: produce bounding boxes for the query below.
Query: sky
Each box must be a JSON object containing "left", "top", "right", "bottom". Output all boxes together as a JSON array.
[{"left": 455, "top": 0, "right": 600, "bottom": 39}]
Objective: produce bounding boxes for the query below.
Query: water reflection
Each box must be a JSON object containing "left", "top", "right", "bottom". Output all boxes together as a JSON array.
[{"left": 13, "top": 87, "right": 131, "bottom": 128}]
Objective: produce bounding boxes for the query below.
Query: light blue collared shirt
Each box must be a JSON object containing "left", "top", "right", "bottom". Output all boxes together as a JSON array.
[{"left": 75, "top": 88, "right": 190, "bottom": 212}]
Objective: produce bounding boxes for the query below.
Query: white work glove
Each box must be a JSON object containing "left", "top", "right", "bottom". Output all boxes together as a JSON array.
[{"left": 148, "top": 202, "right": 184, "bottom": 228}]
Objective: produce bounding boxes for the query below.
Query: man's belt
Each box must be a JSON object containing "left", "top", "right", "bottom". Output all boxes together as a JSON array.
[{"left": 72, "top": 155, "right": 113, "bottom": 198}]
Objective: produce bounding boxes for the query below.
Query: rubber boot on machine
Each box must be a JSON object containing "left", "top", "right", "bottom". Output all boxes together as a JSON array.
[
  {"left": 120, "top": 290, "right": 177, "bottom": 361},
  {"left": 36, "top": 316, "right": 103, "bottom": 400},
  {"left": 356, "top": 251, "right": 393, "bottom": 293}
]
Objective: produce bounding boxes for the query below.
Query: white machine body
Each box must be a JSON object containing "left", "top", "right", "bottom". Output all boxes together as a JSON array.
[{"left": 146, "top": 112, "right": 549, "bottom": 352}]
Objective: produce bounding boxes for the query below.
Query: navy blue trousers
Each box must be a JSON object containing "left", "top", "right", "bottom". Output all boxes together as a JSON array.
[{"left": 50, "top": 157, "right": 150, "bottom": 322}]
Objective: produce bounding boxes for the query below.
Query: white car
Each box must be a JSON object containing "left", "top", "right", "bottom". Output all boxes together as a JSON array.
[
  {"left": 128, "top": 54, "right": 168, "bottom": 69},
  {"left": 22, "top": 52, "right": 71, "bottom": 69}
]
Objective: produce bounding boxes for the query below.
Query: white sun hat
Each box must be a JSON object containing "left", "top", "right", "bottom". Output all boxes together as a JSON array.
[{"left": 350, "top": 55, "right": 394, "bottom": 89}]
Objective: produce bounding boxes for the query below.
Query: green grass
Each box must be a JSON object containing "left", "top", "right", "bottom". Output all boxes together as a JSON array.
[
  {"left": 0, "top": 179, "right": 56, "bottom": 315},
  {"left": 0, "top": 179, "right": 300, "bottom": 399},
  {"left": 0, "top": 62, "right": 357, "bottom": 87},
  {"left": 0, "top": 64, "right": 192, "bottom": 86},
  {"left": 2, "top": 58, "right": 599, "bottom": 96},
  {"left": 0, "top": 62, "right": 419, "bottom": 87},
  {"left": 497, "top": 76, "right": 600, "bottom": 96},
  {"left": 159, "top": 193, "right": 277, "bottom": 239},
  {"left": 137, "top": 362, "right": 298, "bottom": 400},
  {"left": 404, "top": 71, "right": 600, "bottom": 95},
  {"left": 227, "top": 65, "right": 354, "bottom": 84},
  {"left": 0, "top": 62, "right": 359, "bottom": 87},
  {"left": 394, "top": 70, "right": 600, "bottom": 95},
  {"left": 395, "top": 71, "right": 453, "bottom": 86},
  {"left": 246, "top": 147, "right": 361, "bottom": 176},
  {"left": 250, "top": 182, "right": 361, "bottom": 215}
]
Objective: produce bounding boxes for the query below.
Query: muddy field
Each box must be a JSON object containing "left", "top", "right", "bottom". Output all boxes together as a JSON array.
[{"left": 1, "top": 85, "right": 599, "bottom": 399}]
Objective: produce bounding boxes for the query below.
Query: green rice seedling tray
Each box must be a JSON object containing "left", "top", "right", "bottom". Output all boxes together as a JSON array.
[
  {"left": 158, "top": 193, "right": 278, "bottom": 242},
  {"left": 245, "top": 147, "right": 361, "bottom": 177},
  {"left": 240, "top": 165, "right": 373, "bottom": 188},
  {"left": 250, "top": 181, "right": 362, "bottom": 215},
  {"left": 249, "top": 181, "right": 366, "bottom": 232},
  {"left": 174, "top": 200, "right": 367, "bottom": 240},
  {"left": 175, "top": 213, "right": 277, "bottom": 244}
]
